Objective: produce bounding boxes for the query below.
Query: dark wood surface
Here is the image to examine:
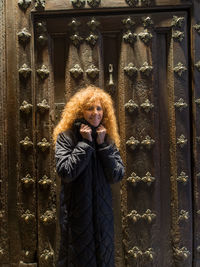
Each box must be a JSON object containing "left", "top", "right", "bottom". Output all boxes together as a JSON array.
[{"left": 1, "top": 0, "right": 200, "bottom": 266}]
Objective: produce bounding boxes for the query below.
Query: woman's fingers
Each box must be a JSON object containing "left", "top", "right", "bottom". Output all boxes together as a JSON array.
[
  {"left": 80, "top": 124, "right": 92, "bottom": 132},
  {"left": 80, "top": 124, "right": 92, "bottom": 141},
  {"left": 96, "top": 125, "right": 106, "bottom": 144},
  {"left": 97, "top": 124, "right": 106, "bottom": 132},
  {"left": 80, "top": 124, "right": 107, "bottom": 143}
]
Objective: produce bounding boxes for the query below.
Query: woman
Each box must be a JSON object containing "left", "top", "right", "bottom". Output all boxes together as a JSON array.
[{"left": 54, "top": 85, "right": 124, "bottom": 267}]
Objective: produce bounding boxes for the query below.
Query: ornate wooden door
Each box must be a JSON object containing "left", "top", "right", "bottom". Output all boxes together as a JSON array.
[
  {"left": 2, "top": 0, "right": 200, "bottom": 267},
  {"left": 33, "top": 10, "right": 192, "bottom": 267}
]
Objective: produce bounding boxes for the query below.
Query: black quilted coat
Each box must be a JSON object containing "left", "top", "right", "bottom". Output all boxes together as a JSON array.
[{"left": 55, "top": 120, "right": 124, "bottom": 267}]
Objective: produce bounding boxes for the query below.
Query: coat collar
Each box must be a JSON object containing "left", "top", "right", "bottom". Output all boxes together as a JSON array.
[{"left": 73, "top": 118, "right": 100, "bottom": 140}]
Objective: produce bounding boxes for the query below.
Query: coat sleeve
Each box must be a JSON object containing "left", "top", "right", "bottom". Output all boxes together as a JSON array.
[
  {"left": 97, "top": 143, "right": 125, "bottom": 184},
  {"left": 55, "top": 132, "right": 94, "bottom": 183}
]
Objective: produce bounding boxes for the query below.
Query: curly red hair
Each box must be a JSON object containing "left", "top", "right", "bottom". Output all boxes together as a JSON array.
[{"left": 53, "top": 85, "right": 120, "bottom": 147}]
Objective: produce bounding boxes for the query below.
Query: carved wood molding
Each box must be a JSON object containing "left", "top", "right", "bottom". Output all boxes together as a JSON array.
[{"left": 43, "top": 0, "right": 193, "bottom": 10}]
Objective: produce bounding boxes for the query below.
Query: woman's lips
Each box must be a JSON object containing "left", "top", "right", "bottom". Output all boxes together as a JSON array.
[{"left": 89, "top": 117, "right": 101, "bottom": 125}]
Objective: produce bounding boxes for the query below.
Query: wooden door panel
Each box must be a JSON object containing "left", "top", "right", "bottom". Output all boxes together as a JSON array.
[
  {"left": 117, "top": 12, "right": 192, "bottom": 267},
  {"left": 33, "top": 20, "right": 57, "bottom": 266},
  {"left": 0, "top": 0, "right": 9, "bottom": 264},
  {"left": 192, "top": 3, "right": 200, "bottom": 266}
]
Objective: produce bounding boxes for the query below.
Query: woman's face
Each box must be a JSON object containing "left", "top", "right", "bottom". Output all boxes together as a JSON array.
[{"left": 83, "top": 100, "right": 103, "bottom": 127}]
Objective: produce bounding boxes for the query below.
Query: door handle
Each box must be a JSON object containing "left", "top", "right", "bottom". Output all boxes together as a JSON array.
[{"left": 108, "top": 64, "right": 114, "bottom": 86}]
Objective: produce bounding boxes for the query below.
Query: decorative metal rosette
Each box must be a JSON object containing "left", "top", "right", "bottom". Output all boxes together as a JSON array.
[
  {"left": 143, "top": 17, "right": 154, "bottom": 28},
  {"left": 123, "top": 30, "right": 137, "bottom": 45},
  {"left": 87, "top": 0, "right": 101, "bottom": 8},
  {"left": 70, "top": 64, "right": 84, "bottom": 79},
  {"left": 18, "top": 28, "right": 31, "bottom": 45},
  {"left": 20, "top": 101, "right": 33, "bottom": 114},
  {"left": 86, "top": 33, "right": 99, "bottom": 46},
  {"left": 18, "top": 0, "right": 31, "bottom": 11},
  {"left": 86, "top": 64, "right": 99, "bottom": 79},
  {"left": 173, "top": 62, "right": 187, "bottom": 77},
  {"left": 35, "top": 0, "right": 45, "bottom": 10},
  {"left": 171, "top": 16, "right": 185, "bottom": 28},
  {"left": 71, "top": 0, "right": 85, "bottom": 8},
  {"left": 125, "top": 0, "right": 138, "bottom": 7},
  {"left": 70, "top": 33, "right": 84, "bottom": 47}
]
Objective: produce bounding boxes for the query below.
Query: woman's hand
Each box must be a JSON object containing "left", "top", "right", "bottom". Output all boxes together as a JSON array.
[
  {"left": 80, "top": 124, "right": 92, "bottom": 142},
  {"left": 96, "top": 125, "right": 107, "bottom": 145}
]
